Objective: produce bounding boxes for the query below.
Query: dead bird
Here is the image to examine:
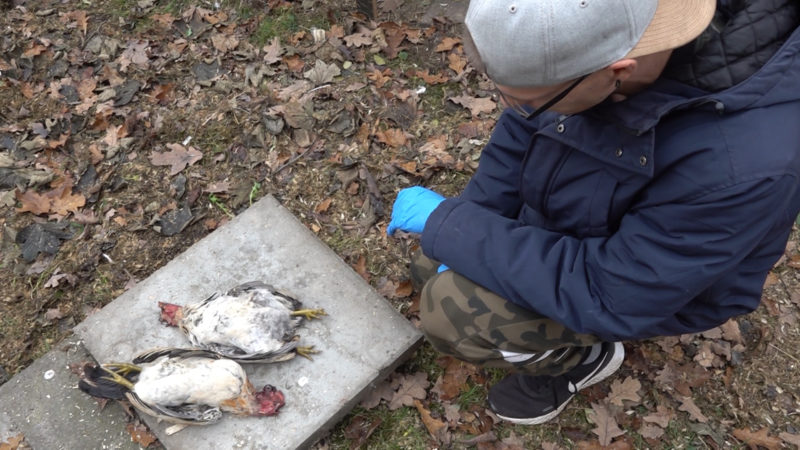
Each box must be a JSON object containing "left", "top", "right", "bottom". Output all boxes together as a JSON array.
[
  {"left": 158, "top": 281, "right": 326, "bottom": 363},
  {"left": 78, "top": 348, "right": 285, "bottom": 426}
]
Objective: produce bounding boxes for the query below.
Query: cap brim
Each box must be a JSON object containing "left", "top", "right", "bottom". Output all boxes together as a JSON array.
[{"left": 627, "top": 0, "right": 716, "bottom": 58}]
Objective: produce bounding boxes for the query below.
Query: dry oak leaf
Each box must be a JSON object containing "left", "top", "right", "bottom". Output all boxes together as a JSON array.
[
  {"left": 448, "top": 52, "right": 468, "bottom": 75},
  {"left": 414, "top": 399, "right": 448, "bottom": 441},
  {"left": 61, "top": 10, "right": 88, "bottom": 35},
  {"left": 450, "top": 94, "right": 497, "bottom": 117},
  {"left": 359, "top": 378, "right": 395, "bottom": 409},
  {"left": 677, "top": 395, "right": 708, "bottom": 423},
  {"left": 0, "top": 433, "right": 25, "bottom": 450},
  {"left": 149, "top": 144, "right": 203, "bottom": 176},
  {"left": 607, "top": 376, "right": 642, "bottom": 406},
  {"left": 642, "top": 404, "right": 674, "bottom": 428},
  {"left": 211, "top": 32, "right": 239, "bottom": 53},
  {"left": 304, "top": 59, "right": 341, "bottom": 85},
  {"left": 732, "top": 427, "right": 782, "bottom": 450},
  {"left": 435, "top": 36, "right": 461, "bottom": 52},
  {"left": 388, "top": 372, "right": 429, "bottom": 410},
  {"left": 415, "top": 69, "right": 449, "bottom": 85},
  {"left": 588, "top": 402, "right": 625, "bottom": 446},
  {"left": 375, "top": 128, "right": 408, "bottom": 148},
  {"left": 343, "top": 31, "right": 372, "bottom": 47},
  {"left": 16, "top": 176, "right": 86, "bottom": 216},
  {"left": 262, "top": 37, "right": 283, "bottom": 64},
  {"left": 639, "top": 424, "right": 664, "bottom": 440},
  {"left": 419, "top": 135, "right": 454, "bottom": 168}
]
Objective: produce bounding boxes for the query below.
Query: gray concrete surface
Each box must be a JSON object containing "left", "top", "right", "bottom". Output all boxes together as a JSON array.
[
  {"left": 73, "top": 194, "right": 423, "bottom": 449},
  {"left": 0, "top": 335, "right": 142, "bottom": 450}
]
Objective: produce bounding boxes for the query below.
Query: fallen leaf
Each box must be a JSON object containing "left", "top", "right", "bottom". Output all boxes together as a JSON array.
[
  {"left": 389, "top": 372, "right": 429, "bottom": 410},
  {"left": 315, "top": 197, "right": 332, "bottom": 213},
  {"left": 118, "top": 39, "right": 150, "bottom": 71},
  {"left": 359, "top": 378, "right": 395, "bottom": 409},
  {"left": 607, "top": 376, "right": 641, "bottom": 406},
  {"left": 211, "top": 32, "right": 239, "bottom": 52},
  {"left": 435, "top": 36, "right": 461, "bottom": 52},
  {"left": 415, "top": 69, "right": 448, "bottom": 85},
  {"left": 437, "top": 357, "right": 474, "bottom": 401},
  {"left": 588, "top": 402, "right": 625, "bottom": 446},
  {"left": 0, "top": 433, "right": 25, "bottom": 450},
  {"left": 719, "top": 319, "right": 743, "bottom": 344},
  {"left": 375, "top": 128, "right": 408, "bottom": 148},
  {"left": 450, "top": 94, "right": 497, "bottom": 117},
  {"left": 44, "top": 307, "right": 64, "bottom": 321},
  {"left": 344, "top": 415, "right": 383, "bottom": 449},
  {"left": 44, "top": 272, "right": 77, "bottom": 289},
  {"left": 732, "top": 427, "right": 782, "bottom": 450},
  {"left": 351, "top": 254, "right": 369, "bottom": 282},
  {"left": 149, "top": 144, "right": 203, "bottom": 176},
  {"left": 639, "top": 424, "right": 664, "bottom": 440},
  {"left": 693, "top": 341, "right": 716, "bottom": 368},
  {"left": 126, "top": 422, "right": 158, "bottom": 447},
  {"left": 414, "top": 399, "right": 448, "bottom": 442},
  {"left": 447, "top": 52, "right": 467, "bottom": 74},
  {"left": 262, "top": 37, "right": 283, "bottom": 64},
  {"left": 15, "top": 222, "right": 72, "bottom": 262},
  {"left": 642, "top": 405, "right": 674, "bottom": 428},
  {"left": 343, "top": 31, "right": 372, "bottom": 47},
  {"left": 419, "top": 135, "right": 454, "bottom": 168},
  {"left": 16, "top": 175, "right": 86, "bottom": 216},
  {"left": 283, "top": 54, "right": 305, "bottom": 72},
  {"left": 677, "top": 396, "right": 708, "bottom": 423},
  {"left": 304, "top": 59, "right": 341, "bottom": 85}
]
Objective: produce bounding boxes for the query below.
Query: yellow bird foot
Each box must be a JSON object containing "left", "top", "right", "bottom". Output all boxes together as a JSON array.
[
  {"left": 296, "top": 346, "right": 319, "bottom": 360},
  {"left": 99, "top": 365, "right": 137, "bottom": 390},
  {"left": 290, "top": 308, "right": 327, "bottom": 320}
]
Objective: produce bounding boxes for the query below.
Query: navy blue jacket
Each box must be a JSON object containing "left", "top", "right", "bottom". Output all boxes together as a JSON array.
[{"left": 421, "top": 9, "right": 800, "bottom": 341}]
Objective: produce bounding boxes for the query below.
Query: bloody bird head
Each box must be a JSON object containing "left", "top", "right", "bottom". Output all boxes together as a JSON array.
[
  {"left": 255, "top": 385, "right": 285, "bottom": 416},
  {"left": 158, "top": 302, "right": 183, "bottom": 326}
]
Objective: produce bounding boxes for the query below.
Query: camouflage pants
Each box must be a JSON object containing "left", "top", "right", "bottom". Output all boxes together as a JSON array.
[{"left": 412, "top": 251, "right": 601, "bottom": 376}]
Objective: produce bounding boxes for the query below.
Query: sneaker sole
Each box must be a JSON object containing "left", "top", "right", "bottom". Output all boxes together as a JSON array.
[{"left": 495, "top": 342, "right": 625, "bottom": 425}]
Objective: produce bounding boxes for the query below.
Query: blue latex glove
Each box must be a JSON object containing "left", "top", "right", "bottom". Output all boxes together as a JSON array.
[
  {"left": 437, "top": 264, "right": 449, "bottom": 273},
  {"left": 387, "top": 186, "right": 445, "bottom": 236}
]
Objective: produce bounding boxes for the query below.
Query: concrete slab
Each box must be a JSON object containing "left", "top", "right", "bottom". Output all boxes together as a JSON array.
[
  {"left": 0, "top": 335, "right": 142, "bottom": 450},
  {"left": 74, "top": 195, "right": 423, "bottom": 449}
]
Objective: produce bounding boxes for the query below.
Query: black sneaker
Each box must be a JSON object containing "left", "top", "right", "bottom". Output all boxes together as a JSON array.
[{"left": 488, "top": 341, "right": 624, "bottom": 425}]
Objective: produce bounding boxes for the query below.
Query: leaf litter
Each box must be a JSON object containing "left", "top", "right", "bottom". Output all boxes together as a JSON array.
[{"left": 1, "top": 0, "right": 799, "bottom": 448}]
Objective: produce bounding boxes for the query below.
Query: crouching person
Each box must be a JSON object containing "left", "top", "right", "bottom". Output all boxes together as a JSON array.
[{"left": 387, "top": 0, "right": 800, "bottom": 424}]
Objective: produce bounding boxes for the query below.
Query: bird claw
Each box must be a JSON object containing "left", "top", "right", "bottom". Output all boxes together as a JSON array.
[
  {"left": 296, "top": 346, "right": 319, "bottom": 360},
  {"left": 99, "top": 364, "right": 137, "bottom": 390},
  {"left": 290, "top": 308, "right": 327, "bottom": 321}
]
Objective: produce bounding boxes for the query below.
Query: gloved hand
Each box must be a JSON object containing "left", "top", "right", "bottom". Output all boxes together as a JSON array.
[
  {"left": 387, "top": 186, "right": 445, "bottom": 236},
  {"left": 437, "top": 264, "right": 449, "bottom": 273}
]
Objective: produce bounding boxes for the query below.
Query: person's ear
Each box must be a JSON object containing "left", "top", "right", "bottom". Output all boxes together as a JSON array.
[{"left": 608, "top": 59, "right": 638, "bottom": 82}]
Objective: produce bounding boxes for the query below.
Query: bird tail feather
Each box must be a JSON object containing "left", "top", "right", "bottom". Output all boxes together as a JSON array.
[{"left": 78, "top": 363, "right": 139, "bottom": 400}]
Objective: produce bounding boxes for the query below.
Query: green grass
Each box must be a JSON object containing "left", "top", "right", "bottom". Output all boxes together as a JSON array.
[{"left": 251, "top": 7, "right": 298, "bottom": 46}]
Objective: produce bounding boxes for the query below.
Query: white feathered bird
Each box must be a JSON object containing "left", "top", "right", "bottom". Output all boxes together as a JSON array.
[
  {"left": 158, "top": 281, "right": 326, "bottom": 363},
  {"left": 78, "top": 348, "right": 285, "bottom": 425}
]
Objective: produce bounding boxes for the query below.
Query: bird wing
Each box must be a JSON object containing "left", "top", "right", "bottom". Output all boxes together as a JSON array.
[
  {"left": 226, "top": 281, "right": 302, "bottom": 311},
  {"left": 208, "top": 338, "right": 299, "bottom": 363},
  {"left": 132, "top": 347, "right": 221, "bottom": 364},
  {"left": 126, "top": 392, "right": 223, "bottom": 425}
]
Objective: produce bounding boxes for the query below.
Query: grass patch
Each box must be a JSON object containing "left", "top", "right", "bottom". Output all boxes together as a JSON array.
[{"left": 250, "top": 7, "right": 298, "bottom": 46}]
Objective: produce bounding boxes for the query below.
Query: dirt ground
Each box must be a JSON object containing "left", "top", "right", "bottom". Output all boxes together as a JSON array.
[{"left": 1, "top": 0, "right": 799, "bottom": 447}]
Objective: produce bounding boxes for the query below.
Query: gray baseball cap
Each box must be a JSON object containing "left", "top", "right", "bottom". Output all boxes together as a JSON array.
[{"left": 466, "top": 0, "right": 716, "bottom": 87}]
